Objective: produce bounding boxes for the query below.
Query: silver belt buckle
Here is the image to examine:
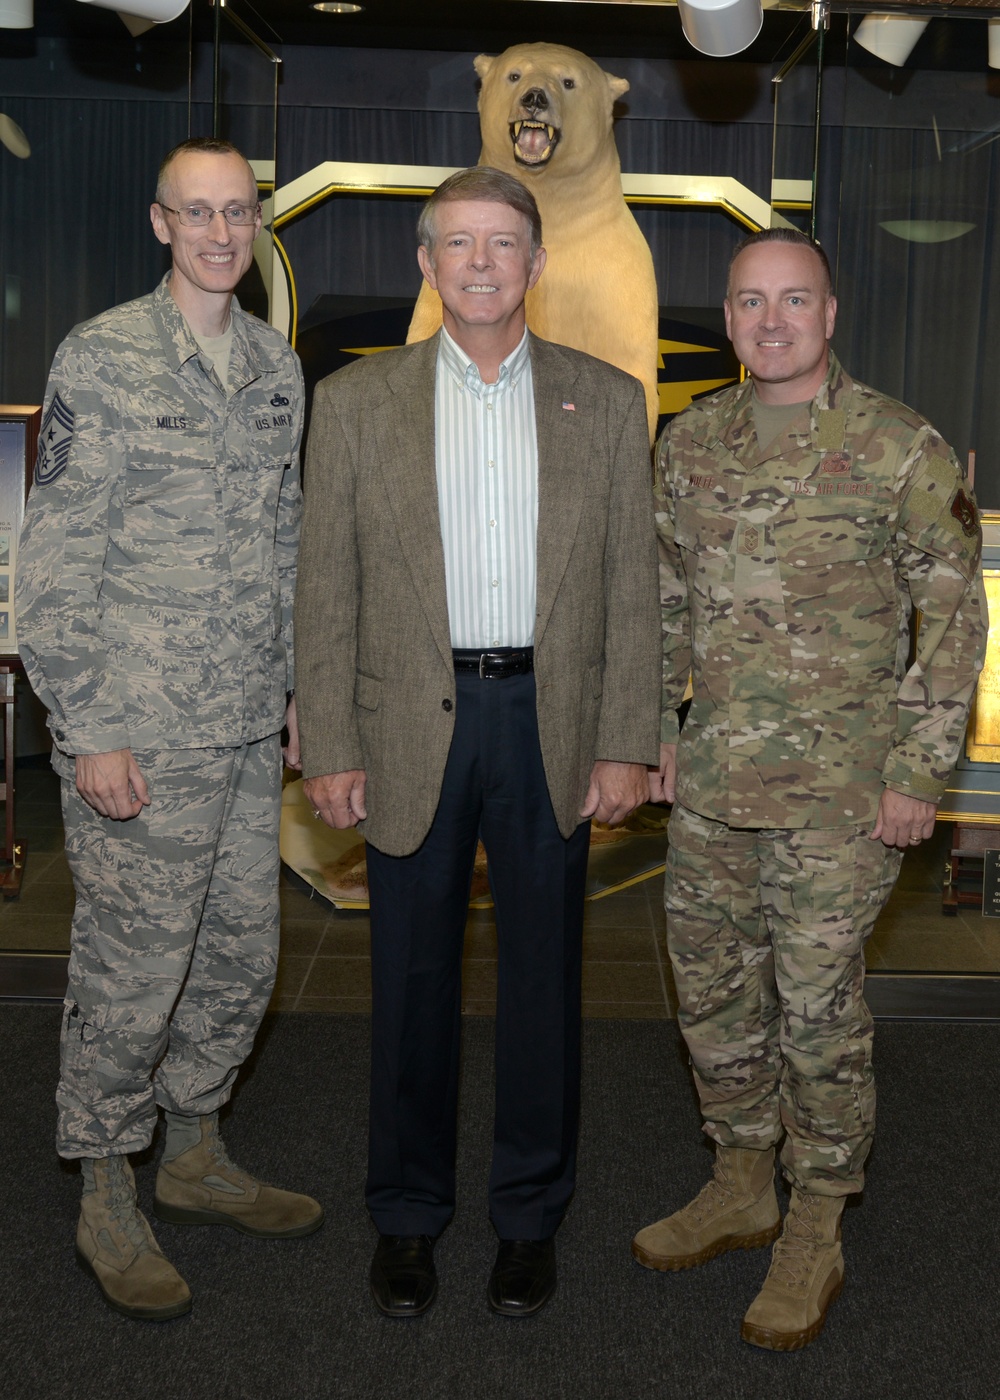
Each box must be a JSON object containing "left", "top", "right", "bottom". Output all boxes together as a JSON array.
[{"left": 479, "top": 652, "right": 488, "bottom": 679}]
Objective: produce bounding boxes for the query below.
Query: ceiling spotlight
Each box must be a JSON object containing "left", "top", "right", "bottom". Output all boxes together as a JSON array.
[
  {"left": 677, "top": 0, "right": 763, "bottom": 58},
  {"left": 312, "top": 3, "right": 364, "bottom": 12},
  {"left": 119, "top": 12, "right": 157, "bottom": 35},
  {"left": 75, "top": 0, "right": 189, "bottom": 26},
  {"left": 854, "top": 15, "right": 929, "bottom": 68},
  {"left": 0, "top": 0, "right": 32, "bottom": 27}
]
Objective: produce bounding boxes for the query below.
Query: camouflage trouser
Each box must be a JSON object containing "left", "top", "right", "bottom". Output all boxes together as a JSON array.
[
  {"left": 664, "top": 803, "right": 903, "bottom": 1196},
  {"left": 55, "top": 737, "right": 282, "bottom": 1159}
]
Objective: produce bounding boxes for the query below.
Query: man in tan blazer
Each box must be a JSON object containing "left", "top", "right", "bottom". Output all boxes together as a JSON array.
[{"left": 295, "top": 167, "right": 659, "bottom": 1320}]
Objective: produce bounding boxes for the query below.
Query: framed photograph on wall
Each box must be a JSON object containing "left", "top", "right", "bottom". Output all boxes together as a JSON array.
[{"left": 0, "top": 405, "right": 40, "bottom": 665}]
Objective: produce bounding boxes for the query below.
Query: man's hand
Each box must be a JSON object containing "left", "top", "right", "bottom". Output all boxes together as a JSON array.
[
  {"left": 580, "top": 760, "right": 649, "bottom": 826},
  {"left": 304, "top": 770, "right": 368, "bottom": 828},
  {"left": 282, "top": 695, "right": 301, "bottom": 771},
  {"left": 648, "top": 742, "right": 677, "bottom": 805},
  {"left": 75, "top": 749, "right": 150, "bottom": 821},
  {"left": 869, "top": 788, "right": 937, "bottom": 850}
]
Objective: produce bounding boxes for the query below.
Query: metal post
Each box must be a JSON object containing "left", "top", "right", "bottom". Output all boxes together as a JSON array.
[
  {"left": 213, "top": 0, "right": 222, "bottom": 138},
  {"left": 810, "top": 0, "right": 830, "bottom": 241}
]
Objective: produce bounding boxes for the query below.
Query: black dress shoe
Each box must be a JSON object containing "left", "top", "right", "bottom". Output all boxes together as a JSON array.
[
  {"left": 370, "top": 1234, "right": 437, "bottom": 1317},
  {"left": 487, "top": 1237, "right": 557, "bottom": 1317}
]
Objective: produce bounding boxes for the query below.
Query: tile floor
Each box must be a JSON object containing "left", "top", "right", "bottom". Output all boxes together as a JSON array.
[{"left": 3, "top": 758, "right": 1000, "bottom": 1014}]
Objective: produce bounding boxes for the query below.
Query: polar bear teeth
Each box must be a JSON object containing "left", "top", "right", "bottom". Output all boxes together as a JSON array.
[{"left": 511, "top": 120, "right": 559, "bottom": 164}]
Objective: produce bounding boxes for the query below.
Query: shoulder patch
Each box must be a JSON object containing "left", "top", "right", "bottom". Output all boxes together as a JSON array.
[
  {"left": 950, "top": 488, "right": 979, "bottom": 538},
  {"left": 35, "top": 392, "right": 74, "bottom": 486}
]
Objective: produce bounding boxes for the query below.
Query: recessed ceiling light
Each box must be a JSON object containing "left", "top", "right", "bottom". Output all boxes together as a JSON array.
[
  {"left": 312, "top": 2, "right": 363, "bottom": 13},
  {"left": 880, "top": 220, "right": 976, "bottom": 244}
]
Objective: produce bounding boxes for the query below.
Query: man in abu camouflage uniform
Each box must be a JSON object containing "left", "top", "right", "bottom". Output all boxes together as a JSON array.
[
  {"left": 16, "top": 137, "right": 322, "bottom": 1322},
  {"left": 632, "top": 228, "right": 986, "bottom": 1349}
]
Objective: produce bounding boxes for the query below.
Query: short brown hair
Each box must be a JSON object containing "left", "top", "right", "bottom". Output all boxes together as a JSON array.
[
  {"left": 727, "top": 227, "right": 833, "bottom": 299},
  {"left": 155, "top": 138, "right": 257, "bottom": 207},
  {"left": 417, "top": 167, "right": 543, "bottom": 258}
]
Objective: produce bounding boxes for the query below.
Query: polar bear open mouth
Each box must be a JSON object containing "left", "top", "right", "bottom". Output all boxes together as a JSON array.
[{"left": 510, "top": 119, "right": 560, "bottom": 166}]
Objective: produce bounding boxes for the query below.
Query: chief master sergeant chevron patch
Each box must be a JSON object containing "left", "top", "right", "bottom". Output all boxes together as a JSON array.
[{"left": 35, "top": 391, "right": 74, "bottom": 486}]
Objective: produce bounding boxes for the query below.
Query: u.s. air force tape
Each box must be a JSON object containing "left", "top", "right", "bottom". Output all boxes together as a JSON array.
[{"left": 35, "top": 392, "right": 74, "bottom": 486}]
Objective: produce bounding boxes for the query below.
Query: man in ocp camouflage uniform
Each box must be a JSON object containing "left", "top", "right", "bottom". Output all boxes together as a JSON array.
[
  {"left": 632, "top": 228, "right": 986, "bottom": 1350},
  {"left": 16, "top": 137, "right": 322, "bottom": 1322}
]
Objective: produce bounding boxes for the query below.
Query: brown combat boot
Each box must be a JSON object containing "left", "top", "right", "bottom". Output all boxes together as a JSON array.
[
  {"left": 76, "top": 1156, "right": 192, "bottom": 1321},
  {"left": 740, "top": 1189, "right": 845, "bottom": 1350},
  {"left": 632, "top": 1145, "right": 781, "bottom": 1270},
  {"left": 153, "top": 1112, "right": 324, "bottom": 1238}
]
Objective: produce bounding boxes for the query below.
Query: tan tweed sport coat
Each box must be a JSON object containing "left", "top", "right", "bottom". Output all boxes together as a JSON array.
[{"left": 295, "top": 331, "right": 660, "bottom": 857}]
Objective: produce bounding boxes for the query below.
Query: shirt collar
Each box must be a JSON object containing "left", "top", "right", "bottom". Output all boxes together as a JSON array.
[
  {"left": 438, "top": 325, "right": 531, "bottom": 396},
  {"left": 152, "top": 272, "right": 274, "bottom": 389}
]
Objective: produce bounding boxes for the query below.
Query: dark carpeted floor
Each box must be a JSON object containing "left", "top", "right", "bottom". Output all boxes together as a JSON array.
[{"left": 1, "top": 1006, "right": 998, "bottom": 1400}]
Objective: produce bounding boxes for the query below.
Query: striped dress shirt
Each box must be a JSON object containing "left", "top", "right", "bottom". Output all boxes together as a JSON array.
[{"left": 434, "top": 326, "right": 539, "bottom": 649}]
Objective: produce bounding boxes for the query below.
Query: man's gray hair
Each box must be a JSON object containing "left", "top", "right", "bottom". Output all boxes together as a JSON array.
[
  {"left": 727, "top": 227, "right": 833, "bottom": 299},
  {"left": 417, "top": 167, "right": 543, "bottom": 258}
]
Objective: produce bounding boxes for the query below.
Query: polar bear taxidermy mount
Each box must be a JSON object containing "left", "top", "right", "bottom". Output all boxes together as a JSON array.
[{"left": 406, "top": 42, "right": 660, "bottom": 440}]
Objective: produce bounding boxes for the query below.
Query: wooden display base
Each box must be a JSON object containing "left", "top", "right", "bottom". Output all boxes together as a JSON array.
[{"left": 279, "top": 777, "right": 670, "bottom": 909}]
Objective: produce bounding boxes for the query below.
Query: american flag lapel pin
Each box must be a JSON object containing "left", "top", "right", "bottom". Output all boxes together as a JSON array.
[{"left": 562, "top": 400, "right": 576, "bottom": 411}]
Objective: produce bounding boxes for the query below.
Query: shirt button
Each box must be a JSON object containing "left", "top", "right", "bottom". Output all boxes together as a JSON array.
[
  {"left": 490, "top": 519, "right": 496, "bottom": 527},
  {"left": 442, "top": 699, "right": 453, "bottom": 712},
  {"left": 491, "top": 579, "right": 498, "bottom": 587},
  {"left": 488, "top": 460, "right": 495, "bottom": 467}
]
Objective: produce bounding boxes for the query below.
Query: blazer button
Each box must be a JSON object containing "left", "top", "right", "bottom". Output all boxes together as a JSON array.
[{"left": 442, "top": 699, "right": 453, "bottom": 712}]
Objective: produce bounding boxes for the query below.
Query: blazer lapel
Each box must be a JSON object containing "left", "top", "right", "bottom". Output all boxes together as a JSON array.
[
  {"left": 531, "top": 337, "right": 586, "bottom": 650},
  {"left": 371, "top": 334, "right": 455, "bottom": 672}
]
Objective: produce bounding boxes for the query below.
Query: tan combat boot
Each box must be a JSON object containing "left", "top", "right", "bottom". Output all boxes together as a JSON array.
[
  {"left": 632, "top": 1145, "right": 780, "bottom": 1270},
  {"left": 76, "top": 1156, "right": 192, "bottom": 1321},
  {"left": 740, "top": 1189, "right": 845, "bottom": 1350},
  {"left": 153, "top": 1112, "right": 324, "bottom": 1238}
]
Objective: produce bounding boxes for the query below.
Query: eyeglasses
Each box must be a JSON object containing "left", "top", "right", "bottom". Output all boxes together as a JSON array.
[{"left": 158, "top": 202, "right": 260, "bottom": 227}]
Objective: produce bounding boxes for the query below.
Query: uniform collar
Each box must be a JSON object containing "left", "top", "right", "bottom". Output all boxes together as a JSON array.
[
  {"left": 150, "top": 272, "right": 275, "bottom": 391},
  {"left": 712, "top": 350, "right": 855, "bottom": 462}
]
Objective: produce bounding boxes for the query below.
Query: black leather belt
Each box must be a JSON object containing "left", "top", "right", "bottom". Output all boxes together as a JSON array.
[{"left": 452, "top": 647, "right": 534, "bottom": 680}]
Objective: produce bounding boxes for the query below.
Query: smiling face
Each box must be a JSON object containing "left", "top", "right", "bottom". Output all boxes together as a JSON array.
[
  {"left": 417, "top": 197, "right": 546, "bottom": 356},
  {"left": 724, "top": 241, "right": 837, "bottom": 405},
  {"left": 150, "top": 149, "right": 260, "bottom": 327}
]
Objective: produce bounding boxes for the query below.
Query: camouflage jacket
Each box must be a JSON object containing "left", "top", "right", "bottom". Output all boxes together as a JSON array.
[
  {"left": 655, "top": 353, "right": 987, "bottom": 828},
  {"left": 16, "top": 274, "right": 303, "bottom": 755}
]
